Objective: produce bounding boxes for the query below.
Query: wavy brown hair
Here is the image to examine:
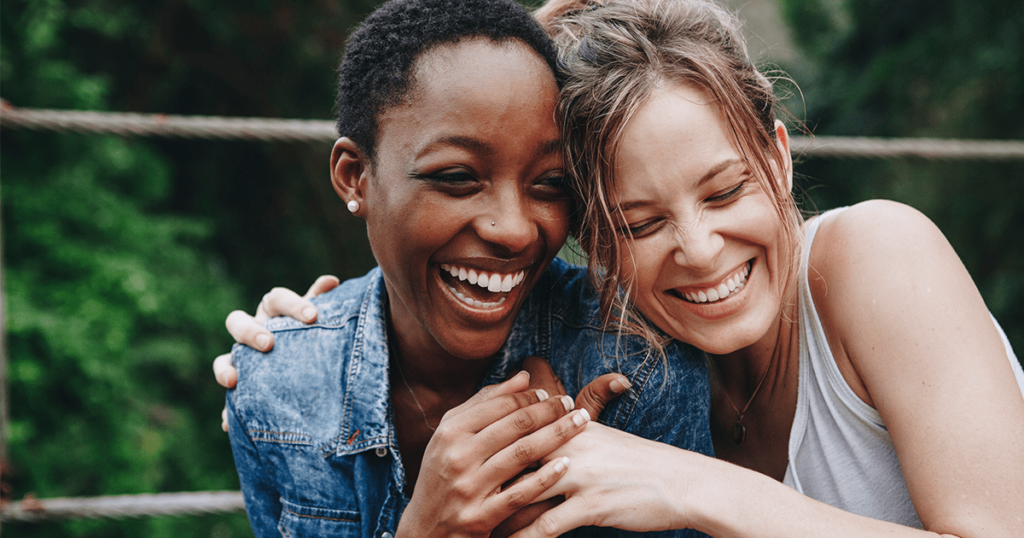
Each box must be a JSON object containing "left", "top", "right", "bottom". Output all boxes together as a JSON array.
[{"left": 540, "top": 0, "right": 803, "bottom": 350}]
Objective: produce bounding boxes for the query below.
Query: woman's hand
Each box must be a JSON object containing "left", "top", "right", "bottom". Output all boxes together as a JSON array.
[
  {"left": 490, "top": 357, "right": 631, "bottom": 538},
  {"left": 510, "top": 422, "right": 696, "bottom": 538},
  {"left": 397, "top": 371, "right": 592, "bottom": 538},
  {"left": 214, "top": 275, "right": 339, "bottom": 430}
]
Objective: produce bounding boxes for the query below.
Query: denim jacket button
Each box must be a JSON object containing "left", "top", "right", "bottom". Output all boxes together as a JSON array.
[
  {"left": 375, "top": 446, "right": 388, "bottom": 457},
  {"left": 381, "top": 533, "right": 393, "bottom": 538}
]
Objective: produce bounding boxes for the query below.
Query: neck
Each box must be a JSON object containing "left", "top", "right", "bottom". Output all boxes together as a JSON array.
[
  {"left": 708, "top": 280, "right": 800, "bottom": 407},
  {"left": 384, "top": 306, "right": 493, "bottom": 400}
]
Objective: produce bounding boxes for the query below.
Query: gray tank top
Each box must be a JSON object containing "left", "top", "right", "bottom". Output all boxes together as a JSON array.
[{"left": 782, "top": 207, "right": 1024, "bottom": 527}]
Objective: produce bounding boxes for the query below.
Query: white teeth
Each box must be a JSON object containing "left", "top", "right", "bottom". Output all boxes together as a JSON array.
[
  {"left": 678, "top": 262, "right": 751, "bottom": 305},
  {"left": 439, "top": 264, "right": 527, "bottom": 301},
  {"left": 447, "top": 285, "right": 507, "bottom": 309}
]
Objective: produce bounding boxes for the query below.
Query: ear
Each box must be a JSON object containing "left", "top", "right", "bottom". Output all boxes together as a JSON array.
[
  {"left": 330, "top": 137, "right": 370, "bottom": 215},
  {"left": 773, "top": 120, "right": 793, "bottom": 193}
]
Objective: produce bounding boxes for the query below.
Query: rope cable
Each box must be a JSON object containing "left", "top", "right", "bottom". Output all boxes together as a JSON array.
[
  {"left": 3, "top": 101, "right": 1023, "bottom": 159},
  {"left": 0, "top": 491, "right": 245, "bottom": 523}
]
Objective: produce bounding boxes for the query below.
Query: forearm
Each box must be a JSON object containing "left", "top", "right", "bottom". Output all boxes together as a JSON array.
[
  {"left": 535, "top": 425, "right": 1011, "bottom": 538},
  {"left": 686, "top": 456, "right": 972, "bottom": 538}
]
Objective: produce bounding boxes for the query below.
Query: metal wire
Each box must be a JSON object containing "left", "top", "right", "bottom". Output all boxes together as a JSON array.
[
  {"left": 3, "top": 102, "right": 1024, "bottom": 159},
  {"left": 0, "top": 491, "right": 245, "bottom": 523}
]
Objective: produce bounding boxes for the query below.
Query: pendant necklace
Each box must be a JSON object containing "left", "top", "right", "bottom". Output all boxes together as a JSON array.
[
  {"left": 393, "top": 357, "right": 437, "bottom": 432},
  {"left": 717, "top": 354, "right": 774, "bottom": 445}
]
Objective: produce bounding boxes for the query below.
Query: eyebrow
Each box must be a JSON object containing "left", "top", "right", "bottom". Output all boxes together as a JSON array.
[
  {"left": 614, "top": 157, "right": 745, "bottom": 213},
  {"left": 420, "top": 135, "right": 493, "bottom": 156},
  {"left": 417, "top": 136, "right": 561, "bottom": 159},
  {"left": 539, "top": 139, "right": 561, "bottom": 157}
]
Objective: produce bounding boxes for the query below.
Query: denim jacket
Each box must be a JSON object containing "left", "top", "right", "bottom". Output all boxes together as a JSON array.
[{"left": 228, "top": 258, "right": 712, "bottom": 538}]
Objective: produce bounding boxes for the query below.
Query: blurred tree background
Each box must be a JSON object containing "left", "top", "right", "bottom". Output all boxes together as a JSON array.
[{"left": 0, "top": 0, "right": 1021, "bottom": 537}]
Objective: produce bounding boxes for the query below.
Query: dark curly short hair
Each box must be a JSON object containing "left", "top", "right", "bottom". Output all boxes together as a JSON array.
[{"left": 336, "top": 0, "right": 559, "bottom": 163}]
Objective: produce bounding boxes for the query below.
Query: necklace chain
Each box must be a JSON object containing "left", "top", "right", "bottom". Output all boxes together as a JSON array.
[
  {"left": 394, "top": 357, "right": 437, "bottom": 432},
  {"left": 713, "top": 352, "right": 775, "bottom": 445}
]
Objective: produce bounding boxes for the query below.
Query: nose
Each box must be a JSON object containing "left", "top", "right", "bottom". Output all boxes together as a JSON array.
[
  {"left": 477, "top": 190, "right": 539, "bottom": 254},
  {"left": 671, "top": 218, "right": 723, "bottom": 270}
]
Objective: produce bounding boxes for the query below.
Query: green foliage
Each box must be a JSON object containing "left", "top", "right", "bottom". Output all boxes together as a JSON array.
[
  {"left": 780, "top": 0, "right": 1024, "bottom": 357},
  {"left": 0, "top": 0, "right": 374, "bottom": 536},
  {"left": 3, "top": 0, "right": 1022, "bottom": 536}
]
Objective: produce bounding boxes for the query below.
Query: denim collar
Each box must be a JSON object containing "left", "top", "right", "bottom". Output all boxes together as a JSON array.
[{"left": 331, "top": 268, "right": 538, "bottom": 458}]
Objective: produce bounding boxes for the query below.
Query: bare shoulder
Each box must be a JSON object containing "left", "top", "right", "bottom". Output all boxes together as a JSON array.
[
  {"left": 806, "top": 200, "right": 979, "bottom": 404},
  {"left": 806, "top": 201, "right": 1024, "bottom": 537},
  {"left": 808, "top": 200, "right": 955, "bottom": 301}
]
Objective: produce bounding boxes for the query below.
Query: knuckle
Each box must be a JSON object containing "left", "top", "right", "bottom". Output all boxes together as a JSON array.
[
  {"left": 537, "top": 513, "right": 563, "bottom": 537},
  {"left": 504, "top": 488, "right": 529, "bottom": 510},
  {"left": 551, "top": 420, "right": 574, "bottom": 442},
  {"left": 511, "top": 391, "right": 537, "bottom": 407},
  {"left": 494, "top": 395, "right": 524, "bottom": 418},
  {"left": 535, "top": 465, "right": 558, "bottom": 490},
  {"left": 225, "top": 310, "right": 247, "bottom": 329},
  {"left": 432, "top": 424, "right": 458, "bottom": 446},
  {"left": 453, "top": 510, "right": 489, "bottom": 536},
  {"left": 511, "top": 409, "right": 537, "bottom": 432},
  {"left": 512, "top": 440, "right": 537, "bottom": 466},
  {"left": 265, "top": 288, "right": 287, "bottom": 303}
]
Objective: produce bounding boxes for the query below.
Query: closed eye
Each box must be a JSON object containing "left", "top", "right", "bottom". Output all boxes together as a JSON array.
[
  {"left": 618, "top": 218, "right": 663, "bottom": 239},
  {"left": 413, "top": 171, "right": 479, "bottom": 196},
  {"left": 416, "top": 171, "right": 476, "bottom": 184},
  {"left": 532, "top": 173, "right": 569, "bottom": 200},
  {"left": 708, "top": 180, "right": 747, "bottom": 203}
]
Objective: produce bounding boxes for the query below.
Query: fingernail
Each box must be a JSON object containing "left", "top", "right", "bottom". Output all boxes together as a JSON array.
[
  {"left": 536, "top": 389, "right": 549, "bottom": 402},
  {"left": 302, "top": 307, "right": 316, "bottom": 322},
  {"left": 554, "top": 456, "right": 569, "bottom": 473},
  {"left": 561, "top": 395, "right": 574, "bottom": 412},
  {"left": 610, "top": 377, "right": 631, "bottom": 393},
  {"left": 572, "top": 408, "right": 589, "bottom": 426},
  {"left": 255, "top": 333, "right": 270, "bottom": 350}
]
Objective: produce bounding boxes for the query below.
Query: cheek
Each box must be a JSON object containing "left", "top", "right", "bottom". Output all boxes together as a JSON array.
[
  {"left": 617, "top": 239, "right": 654, "bottom": 296},
  {"left": 540, "top": 201, "right": 571, "bottom": 246}
]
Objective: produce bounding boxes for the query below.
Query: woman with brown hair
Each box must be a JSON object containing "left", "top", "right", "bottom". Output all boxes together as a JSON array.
[{"left": 508, "top": 0, "right": 1024, "bottom": 535}]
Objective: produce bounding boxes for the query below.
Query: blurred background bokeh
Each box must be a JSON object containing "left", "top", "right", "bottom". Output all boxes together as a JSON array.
[{"left": 1, "top": 0, "right": 1021, "bottom": 536}]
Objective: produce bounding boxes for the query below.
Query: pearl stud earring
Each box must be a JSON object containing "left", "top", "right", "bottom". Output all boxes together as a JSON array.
[{"left": 347, "top": 200, "right": 360, "bottom": 213}]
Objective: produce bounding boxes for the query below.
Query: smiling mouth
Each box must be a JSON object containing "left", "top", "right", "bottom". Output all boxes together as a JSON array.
[
  {"left": 672, "top": 260, "right": 752, "bottom": 304},
  {"left": 439, "top": 263, "right": 527, "bottom": 309}
]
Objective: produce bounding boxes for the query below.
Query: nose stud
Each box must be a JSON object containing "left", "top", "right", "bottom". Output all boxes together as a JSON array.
[{"left": 491, "top": 221, "right": 496, "bottom": 227}]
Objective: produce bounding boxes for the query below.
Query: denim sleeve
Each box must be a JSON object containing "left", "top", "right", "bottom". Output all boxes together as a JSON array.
[{"left": 227, "top": 391, "right": 282, "bottom": 537}]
